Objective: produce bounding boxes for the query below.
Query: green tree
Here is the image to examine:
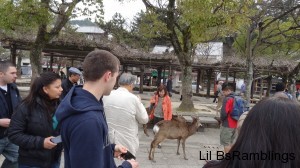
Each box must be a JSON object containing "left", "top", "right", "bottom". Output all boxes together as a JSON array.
[
  {"left": 0, "top": 0, "right": 104, "bottom": 78},
  {"left": 232, "top": 0, "right": 300, "bottom": 103},
  {"left": 138, "top": 0, "right": 239, "bottom": 111}
]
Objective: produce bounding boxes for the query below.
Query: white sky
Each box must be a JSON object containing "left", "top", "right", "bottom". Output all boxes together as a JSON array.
[{"left": 102, "top": 0, "right": 146, "bottom": 22}]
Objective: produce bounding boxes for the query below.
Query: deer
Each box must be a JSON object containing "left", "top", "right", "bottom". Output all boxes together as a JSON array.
[
  {"left": 142, "top": 107, "right": 151, "bottom": 137},
  {"left": 148, "top": 116, "right": 202, "bottom": 162}
]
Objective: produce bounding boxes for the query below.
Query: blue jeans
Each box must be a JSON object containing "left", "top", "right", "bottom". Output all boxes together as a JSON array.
[{"left": 0, "top": 137, "right": 19, "bottom": 168}]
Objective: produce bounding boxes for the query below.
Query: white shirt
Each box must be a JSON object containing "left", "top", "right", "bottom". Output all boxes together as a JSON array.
[
  {"left": 103, "top": 87, "right": 149, "bottom": 155},
  {"left": 0, "top": 85, "right": 8, "bottom": 92}
]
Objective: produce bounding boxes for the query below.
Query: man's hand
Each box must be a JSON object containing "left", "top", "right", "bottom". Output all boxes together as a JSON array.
[
  {"left": 114, "top": 144, "right": 127, "bottom": 158},
  {"left": 43, "top": 137, "right": 57, "bottom": 149},
  {"left": 127, "top": 159, "right": 139, "bottom": 168},
  {"left": 0, "top": 118, "right": 11, "bottom": 127}
]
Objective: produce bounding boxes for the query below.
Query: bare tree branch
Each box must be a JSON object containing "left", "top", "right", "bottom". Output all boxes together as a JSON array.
[{"left": 262, "top": 4, "right": 300, "bottom": 30}]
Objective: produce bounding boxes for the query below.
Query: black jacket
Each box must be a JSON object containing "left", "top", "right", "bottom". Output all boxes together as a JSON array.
[
  {"left": 8, "top": 98, "right": 61, "bottom": 168},
  {"left": 0, "top": 83, "right": 21, "bottom": 138},
  {"left": 61, "top": 78, "right": 75, "bottom": 100}
]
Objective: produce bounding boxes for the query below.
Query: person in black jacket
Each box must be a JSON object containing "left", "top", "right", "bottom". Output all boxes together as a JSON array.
[
  {"left": 8, "top": 72, "right": 63, "bottom": 168},
  {"left": 60, "top": 67, "right": 82, "bottom": 100},
  {"left": 0, "top": 60, "right": 21, "bottom": 168}
]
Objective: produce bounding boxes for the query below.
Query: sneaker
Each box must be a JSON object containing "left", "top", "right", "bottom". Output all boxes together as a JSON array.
[{"left": 158, "top": 144, "right": 162, "bottom": 149}]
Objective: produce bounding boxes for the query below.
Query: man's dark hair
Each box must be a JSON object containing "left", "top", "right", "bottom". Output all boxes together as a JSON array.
[
  {"left": 0, "top": 60, "right": 15, "bottom": 73},
  {"left": 275, "top": 82, "right": 285, "bottom": 92},
  {"left": 222, "top": 82, "right": 232, "bottom": 91},
  {"left": 82, "top": 50, "right": 120, "bottom": 81}
]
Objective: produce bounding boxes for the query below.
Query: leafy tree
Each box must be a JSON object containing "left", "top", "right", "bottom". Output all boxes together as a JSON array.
[
  {"left": 232, "top": 0, "right": 300, "bottom": 103},
  {"left": 0, "top": 0, "right": 104, "bottom": 78},
  {"left": 137, "top": 0, "right": 239, "bottom": 111}
]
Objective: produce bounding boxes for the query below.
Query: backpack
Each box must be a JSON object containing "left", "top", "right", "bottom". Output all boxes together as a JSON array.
[{"left": 230, "top": 95, "right": 247, "bottom": 121}]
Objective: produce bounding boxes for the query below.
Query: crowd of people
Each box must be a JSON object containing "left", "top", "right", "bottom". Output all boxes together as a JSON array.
[{"left": 1, "top": 50, "right": 300, "bottom": 168}]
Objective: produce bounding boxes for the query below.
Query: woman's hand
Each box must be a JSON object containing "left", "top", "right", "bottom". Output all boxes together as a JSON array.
[
  {"left": 43, "top": 137, "right": 57, "bottom": 149},
  {"left": 114, "top": 144, "right": 127, "bottom": 158}
]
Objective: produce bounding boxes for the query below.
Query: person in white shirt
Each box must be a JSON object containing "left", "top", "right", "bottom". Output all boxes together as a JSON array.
[{"left": 103, "top": 72, "right": 149, "bottom": 155}]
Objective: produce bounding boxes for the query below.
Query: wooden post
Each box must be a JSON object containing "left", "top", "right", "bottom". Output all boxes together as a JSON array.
[
  {"left": 123, "top": 64, "right": 128, "bottom": 73},
  {"left": 225, "top": 67, "right": 229, "bottom": 82},
  {"left": 50, "top": 54, "right": 54, "bottom": 72},
  {"left": 266, "top": 75, "right": 272, "bottom": 97},
  {"left": 10, "top": 44, "right": 17, "bottom": 64},
  {"left": 200, "top": 69, "right": 204, "bottom": 91},
  {"left": 163, "top": 68, "right": 166, "bottom": 85},
  {"left": 139, "top": 65, "right": 144, "bottom": 94},
  {"left": 259, "top": 76, "right": 264, "bottom": 100},
  {"left": 157, "top": 68, "right": 162, "bottom": 87},
  {"left": 196, "top": 69, "right": 201, "bottom": 94},
  {"left": 206, "top": 69, "right": 212, "bottom": 98}
]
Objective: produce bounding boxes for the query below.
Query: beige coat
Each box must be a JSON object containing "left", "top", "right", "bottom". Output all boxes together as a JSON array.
[{"left": 103, "top": 87, "right": 149, "bottom": 155}]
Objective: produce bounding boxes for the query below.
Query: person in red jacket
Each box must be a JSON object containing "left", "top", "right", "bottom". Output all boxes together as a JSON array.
[
  {"left": 220, "top": 83, "right": 237, "bottom": 153},
  {"left": 150, "top": 85, "right": 172, "bottom": 125}
]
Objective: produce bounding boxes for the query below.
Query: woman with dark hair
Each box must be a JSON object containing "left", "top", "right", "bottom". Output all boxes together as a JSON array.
[
  {"left": 8, "top": 72, "right": 63, "bottom": 168},
  {"left": 150, "top": 85, "right": 172, "bottom": 126},
  {"left": 204, "top": 97, "right": 300, "bottom": 168}
]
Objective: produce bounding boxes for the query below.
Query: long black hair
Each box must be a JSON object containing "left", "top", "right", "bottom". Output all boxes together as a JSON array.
[
  {"left": 22, "top": 72, "right": 61, "bottom": 117},
  {"left": 205, "top": 97, "right": 300, "bottom": 168}
]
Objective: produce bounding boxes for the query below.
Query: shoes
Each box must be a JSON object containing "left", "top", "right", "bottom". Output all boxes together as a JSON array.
[{"left": 158, "top": 144, "right": 162, "bottom": 149}]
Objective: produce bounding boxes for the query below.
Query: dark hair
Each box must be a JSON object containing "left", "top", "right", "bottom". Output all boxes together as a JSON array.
[
  {"left": 22, "top": 72, "right": 61, "bottom": 119},
  {"left": 82, "top": 50, "right": 120, "bottom": 81},
  {"left": 0, "top": 60, "right": 15, "bottom": 73},
  {"left": 206, "top": 97, "right": 300, "bottom": 168},
  {"left": 275, "top": 82, "right": 285, "bottom": 92},
  {"left": 222, "top": 82, "right": 232, "bottom": 91},
  {"left": 156, "top": 85, "right": 168, "bottom": 97}
]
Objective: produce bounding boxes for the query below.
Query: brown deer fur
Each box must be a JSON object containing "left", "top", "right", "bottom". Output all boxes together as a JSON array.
[{"left": 148, "top": 116, "right": 201, "bottom": 161}]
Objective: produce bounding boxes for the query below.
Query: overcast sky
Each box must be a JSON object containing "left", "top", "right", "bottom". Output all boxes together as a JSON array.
[{"left": 103, "top": 0, "right": 145, "bottom": 22}]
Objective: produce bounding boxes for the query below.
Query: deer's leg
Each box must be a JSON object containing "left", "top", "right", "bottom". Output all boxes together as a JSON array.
[
  {"left": 148, "top": 140, "right": 154, "bottom": 160},
  {"left": 143, "top": 124, "right": 149, "bottom": 137},
  {"left": 149, "top": 136, "right": 165, "bottom": 162},
  {"left": 182, "top": 139, "right": 188, "bottom": 160},
  {"left": 176, "top": 139, "right": 181, "bottom": 155}
]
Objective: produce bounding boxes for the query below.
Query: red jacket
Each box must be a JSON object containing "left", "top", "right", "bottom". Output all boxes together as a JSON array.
[
  {"left": 221, "top": 93, "right": 238, "bottom": 128},
  {"left": 150, "top": 95, "right": 172, "bottom": 120}
]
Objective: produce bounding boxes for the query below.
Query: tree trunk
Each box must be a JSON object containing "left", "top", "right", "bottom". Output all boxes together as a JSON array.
[
  {"left": 246, "top": 59, "right": 254, "bottom": 106},
  {"left": 266, "top": 75, "right": 272, "bottom": 97},
  {"left": 30, "top": 42, "right": 45, "bottom": 79},
  {"left": 179, "top": 64, "right": 194, "bottom": 111},
  {"left": 17, "top": 51, "right": 22, "bottom": 78},
  {"left": 289, "top": 77, "right": 297, "bottom": 100}
]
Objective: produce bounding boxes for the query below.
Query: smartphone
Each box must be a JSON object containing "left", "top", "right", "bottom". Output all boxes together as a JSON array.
[
  {"left": 120, "top": 151, "right": 136, "bottom": 160},
  {"left": 50, "top": 135, "right": 62, "bottom": 144}
]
